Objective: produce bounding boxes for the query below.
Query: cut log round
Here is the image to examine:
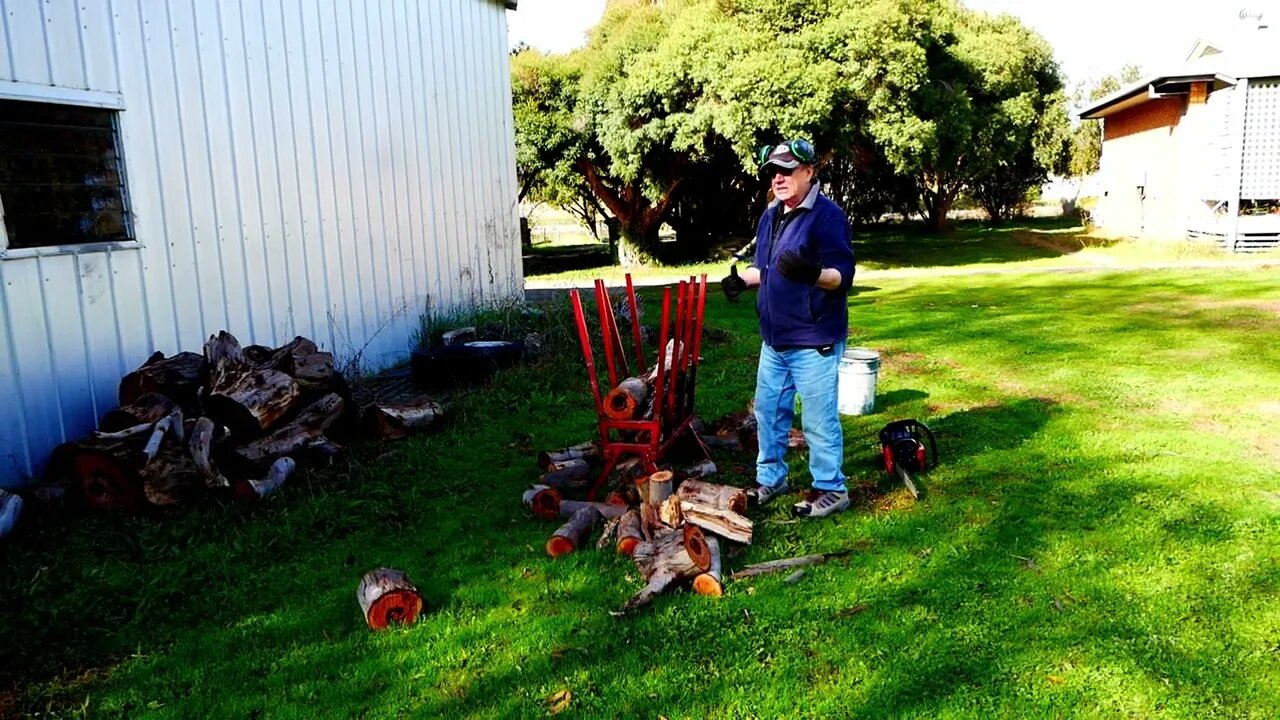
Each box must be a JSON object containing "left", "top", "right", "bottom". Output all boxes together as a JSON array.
[
  {"left": 536, "top": 441, "right": 599, "bottom": 471},
  {"left": 521, "top": 485, "right": 562, "bottom": 521},
  {"left": 646, "top": 470, "right": 674, "bottom": 509},
  {"left": 227, "top": 393, "right": 345, "bottom": 473},
  {"left": 676, "top": 479, "right": 747, "bottom": 515},
  {"left": 361, "top": 399, "right": 442, "bottom": 440},
  {"left": 546, "top": 505, "right": 601, "bottom": 558},
  {"left": 357, "top": 568, "right": 424, "bottom": 630},
  {"left": 100, "top": 393, "right": 177, "bottom": 433},
  {"left": 692, "top": 536, "right": 723, "bottom": 596},
  {"left": 538, "top": 457, "right": 591, "bottom": 489},
  {"left": 119, "top": 351, "right": 207, "bottom": 414},
  {"left": 679, "top": 500, "right": 752, "bottom": 544},
  {"left": 204, "top": 331, "right": 301, "bottom": 439},
  {"left": 604, "top": 377, "right": 651, "bottom": 420},
  {"left": 616, "top": 508, "right": 644, "bottom": 556}
]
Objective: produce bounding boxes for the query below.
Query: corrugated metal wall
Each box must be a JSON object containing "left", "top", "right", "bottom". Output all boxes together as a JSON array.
[{"left": 0, "top": 0, "right": 522, "bottom": 487}]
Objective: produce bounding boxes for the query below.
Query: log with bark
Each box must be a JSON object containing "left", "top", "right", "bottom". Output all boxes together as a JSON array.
[
  {"left": 204, "top": 331, "right": 301, "bottom": 439},
  {"left": 361, "top": 398, "right": 442, "bottom": 440},
  {"left": 118, "top": 351, "right": 207, "bottom": 415},
  {"left": 604, "top": 377, "right": 651, "bottom": 420},
  {"left": 521, "top": 485, "right": 563, "bottom": 521},
  {"left": 559, "top": 500, "right": 629, "bottom": 520},
  {"left": 139, "top": 445, "right": 204, "bottom": 507},
  {"left": 100, "top": 393, "right": 177, "bottom": 433},
  {"left": 691, "top": 536, "right": 723, "bottom": 597},
  {"left": 538, "top": 457, "right": 591, "bottom": 490},
  {"left": 625, "top": 524, "right": 712, "bottom": 611},
  {"left": 226, "top": 392, "right": 345, "bottom": 474},
  {"left": 536, "top": 441, "right": 599, "bottom": 471},
  {"left": 646, "top": 470, "right": 674, "bottom": 509},
  {"left": 49, "top": 434, "right": 147, "bottom": 512},
  {"left": 616, "top": 508, "right": 644, "bottom": 556},
  {"left": 357, "top": 568, "right": 425, "bottom": 630},
  {"left": 676, "top": 479, "right": 747, "bottom": 515},
  {"left": 727, "top": 550, "right": 853, "bottom": 581},
  {"left": 546, "top": 505, "right": 601, "bottom": 558}
]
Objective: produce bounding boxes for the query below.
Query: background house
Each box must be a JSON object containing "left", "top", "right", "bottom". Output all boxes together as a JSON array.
[
  {"left": 0, "top": 0, "right": 522, "bottom": 488},
  {"left": 1079, "top": 26, "right": 1280, "bottom": 251}
]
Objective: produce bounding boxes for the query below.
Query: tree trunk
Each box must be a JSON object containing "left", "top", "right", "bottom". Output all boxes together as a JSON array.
[
  {"left": 204, "top": 332, "right": 301, "bottom": 439},
  {"left": 616, "top": 508, "right": 643, "bottom": 556},
  {"left": 676, "top": 479, "right": 746, "bottom": 515},
  {"left": 691, "top": 536, "right": 723, "bottom": 597},
  {"left": 119, "top": 351, "right": 207, "bottom": 415},
  {"left": 360, "top": 399, "right": 442, "bottom": 440},
  {"left": 357, "top": 568, "right": 424, "bottom": 630},
  {"left": 100, "top": 393, "right": 177, "bottom": 433},
  {"left": 923, "top": 190, "right": 955, "bottom": 234},
  {"left": 227, "top": 393, "right": 345, "bottom": 473},
  {"left": 546, "top": 505, "right": 601, "bottom": 558},
  {"left": 615, "top": 224, "right": 662, "bottom": 267},
  {"left": 626, "top": 524, "right": 712, "bottom": 610}
]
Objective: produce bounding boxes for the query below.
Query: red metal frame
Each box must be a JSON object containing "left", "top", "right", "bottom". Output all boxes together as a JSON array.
[{"left": 570, "top": 273, "right": 710, "bottom": 500}]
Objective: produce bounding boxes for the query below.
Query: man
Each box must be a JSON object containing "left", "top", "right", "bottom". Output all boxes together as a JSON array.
[{"left": 721, "top": 139, "right": 855, "bottom": 518}]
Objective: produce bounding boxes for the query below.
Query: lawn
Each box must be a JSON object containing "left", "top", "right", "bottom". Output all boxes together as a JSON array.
[{"left": 3, "top": 233, "right": 1280, "bottom": 718}]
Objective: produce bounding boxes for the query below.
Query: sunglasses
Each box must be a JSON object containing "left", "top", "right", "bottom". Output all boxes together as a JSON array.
[{"left": 756, "top": 138, "right": 817, "bottom": 168}]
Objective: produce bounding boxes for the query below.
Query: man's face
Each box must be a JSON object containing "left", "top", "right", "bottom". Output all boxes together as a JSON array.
[{"left": 770, "top": 165, "right": 814, "bottom": 205}]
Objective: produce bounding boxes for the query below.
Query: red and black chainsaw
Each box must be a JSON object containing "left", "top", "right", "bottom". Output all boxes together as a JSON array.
[{"left": 878, "top": 419, "right": 937, "bottom": 500}]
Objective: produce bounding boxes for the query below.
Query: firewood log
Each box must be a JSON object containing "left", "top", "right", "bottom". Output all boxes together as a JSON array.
[
  {"left": 189, "top": 417, "right": 228, "bottom": 488},
  {"left": 357, "top": 568, "right": 424, "bottom": 630},
  {"left": 546, "top": 505, "right": 601, "bottom": 558},
  {"left": 118, "top": 351, "right": 207, "bottom": 415},
  {"left": 361, "top": 398, "right": 442, "bottom": 440},
  {"left": 48, "top": 435, "right": 145, "bottom": 512},
  {"left": 691, "top": 536, "right": 723, "bottom": 596},
  {"left": 616, "top": 508, "right": 643, "bottom": 556},
  {"left": 646, "top": 470, "right": 674, "bottom": 509},
  {"left": 100, "top": 393, "right": 177, "bottom": 433},
  {"left": 625, "top": 525, "right": 712, "bottom": 610},
  {"left": 559, "top": 500, "right": 629, "bottom": 520},
  {"left": 659, "top": 494, "right": 683, "bottom": 528},
  {"left": 521, "top": 485, "right": 562, "bottom": 520},
  {"left": 233, "top": 457, "right": 296, "bottom": 500},
  {"left": 204, "top": 331, "right": 301, "bottom": 439},
  {"left": 676, "top": 479, "right": 747, "bottom": 515},
  {"left": 536, "top": 441, "right": 599, "bottom": 471},
  {"left": 538, "top": 457, "right": 591, "bottom": 489},
  {"left": 227, "top": 393, "right": 345, "bottom": 473},
  {"left": 679, "top": 500, "right": 752, "bottom": 544},
  {"left": 604, "top": 377, "right": 651, "bottom": 420},
  {"left": 139, "top": 445, "right": 204, "bottom": 507}
]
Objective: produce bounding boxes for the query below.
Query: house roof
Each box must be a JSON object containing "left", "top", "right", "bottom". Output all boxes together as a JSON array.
[{"left": 1077, "top": 32, "right": 1279, "bottom": 120}]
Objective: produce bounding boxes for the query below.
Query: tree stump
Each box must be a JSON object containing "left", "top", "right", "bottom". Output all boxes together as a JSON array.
[
  {"left": 357, "top": 568, "right": 424, "bottom": 630},
  {"left": 100, "top": 393, "right": 177, "bottom": 433},
  {"left": 546, "top": 505, "right": 601, "bottom": 558},
  {"left": 676, "top": 479, "right": 747, "bottom": 515},
  {"left": 691, "top": 536, "right": 723, "bottom": 596}
]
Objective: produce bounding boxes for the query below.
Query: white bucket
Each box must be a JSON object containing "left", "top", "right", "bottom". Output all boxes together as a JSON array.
[{"left": 837, "top": 347, "right": 879, "bottom": 416}]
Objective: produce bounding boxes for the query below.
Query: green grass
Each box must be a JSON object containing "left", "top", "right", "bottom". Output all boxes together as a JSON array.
[{"left": 4, "top": 251, "right": 1280, "bottom": 717}]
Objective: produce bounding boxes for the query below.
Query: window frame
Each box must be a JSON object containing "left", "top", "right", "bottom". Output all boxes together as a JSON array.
[{"left": 0, "top": 80, "right": 141, "bottom": 260}]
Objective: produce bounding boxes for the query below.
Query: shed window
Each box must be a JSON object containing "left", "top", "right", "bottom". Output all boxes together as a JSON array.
[{"left": 0, "top": 99, "right": 133, "bottom": 250}]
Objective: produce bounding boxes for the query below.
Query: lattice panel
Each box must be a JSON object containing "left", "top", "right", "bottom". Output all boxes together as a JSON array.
[{"left": 1241, "top": 79, "right": 1280, "bottom": 199}]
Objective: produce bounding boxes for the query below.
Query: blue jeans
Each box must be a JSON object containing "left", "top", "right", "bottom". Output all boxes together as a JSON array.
[{"left": 754, "top": 342, "right": 847, "bottom": 492}]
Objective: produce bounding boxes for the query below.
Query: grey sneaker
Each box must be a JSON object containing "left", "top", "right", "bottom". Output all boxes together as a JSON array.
[
  {"left": 792, "top": 490, "right": 850, "bottom": 518},
  {"left": 746, "top": 482, "right": 790, "bottom": 507}
]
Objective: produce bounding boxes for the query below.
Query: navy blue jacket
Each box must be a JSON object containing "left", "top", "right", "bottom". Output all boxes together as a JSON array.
[{"left": 752, "top": 187, "right": 855, "bottom": 348}]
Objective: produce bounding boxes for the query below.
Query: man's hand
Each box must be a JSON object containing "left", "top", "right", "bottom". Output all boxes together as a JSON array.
[
  {"left": 775, "top": 251, "right": 821, "bottom": 286},
  {"left": 721, "top": 264, "right": 748, "bottom": 301}
]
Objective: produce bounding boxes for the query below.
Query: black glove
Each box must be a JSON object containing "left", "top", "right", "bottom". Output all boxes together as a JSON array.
[
  {"left": 775, "top": 251, "right": 821, "bottom": 286},
  {"left": 721, "top": 264, "right": 747, "bottom": 302}
]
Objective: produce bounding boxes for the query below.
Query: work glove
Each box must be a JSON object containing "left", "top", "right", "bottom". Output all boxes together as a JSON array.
[
  {"left": 775, "top": 251, "right": 821, "bottom": 286},
  {"left": 721, "top": 264, "right": 747, "bottom": 302}
]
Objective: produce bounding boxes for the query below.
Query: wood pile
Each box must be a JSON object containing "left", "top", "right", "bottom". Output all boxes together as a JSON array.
[
  {"left": 520, "top": 444, "right": 759, "bottom": 612},
  {"left": 45, "top": 331, "right": 441, "bottom": 513}
]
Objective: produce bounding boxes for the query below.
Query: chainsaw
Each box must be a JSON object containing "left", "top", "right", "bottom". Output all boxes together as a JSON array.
[{"left": 878, "top": 419, "right": 937, "bottom": 500}]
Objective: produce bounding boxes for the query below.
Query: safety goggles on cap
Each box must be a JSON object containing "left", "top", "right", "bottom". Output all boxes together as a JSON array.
[{"left": 756, "top": 138, "right": 817, "bottom": 171}]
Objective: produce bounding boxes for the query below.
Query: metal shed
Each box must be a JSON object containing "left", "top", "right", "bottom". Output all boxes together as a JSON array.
[{"left": 0, "top": 0, "right": 522, "bottom": 487}]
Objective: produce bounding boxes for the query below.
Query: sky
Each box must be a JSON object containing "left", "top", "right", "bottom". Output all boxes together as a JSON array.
[{"left": 506, "top": 0, "right": 1279, "bottom": 89}]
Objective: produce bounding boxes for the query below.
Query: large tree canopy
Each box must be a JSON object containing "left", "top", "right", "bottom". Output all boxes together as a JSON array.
[{"left": 513, "top": 0, "right": 1070, "bottom": 263}]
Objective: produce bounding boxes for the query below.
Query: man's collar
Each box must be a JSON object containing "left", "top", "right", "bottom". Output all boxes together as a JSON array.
[{"left": 770, "top": 182, "right": 822, "bottom": 212}]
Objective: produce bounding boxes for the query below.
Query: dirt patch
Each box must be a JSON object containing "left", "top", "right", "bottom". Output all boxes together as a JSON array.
[
  {"left": 1011, "top": 231, "right": 1114, "bottom": 255},
  {"left": 1185, "top": 297, "right": 1280, "bottom": 316},
  {"left": 880, "top": 350, "right": 930, "bottom": 376}
]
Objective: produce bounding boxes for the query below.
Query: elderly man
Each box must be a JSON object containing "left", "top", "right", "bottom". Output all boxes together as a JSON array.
[{"left": 721, "top": 139, "right": 856, "bottom": 518}]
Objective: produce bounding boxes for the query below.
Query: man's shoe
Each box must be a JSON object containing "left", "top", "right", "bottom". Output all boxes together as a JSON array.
[
  {"left": 746, "top": 482, "right": 789, "bottom": 507},
  {"left": 792, "top": 490, "right": 850, "bottom": 518}
]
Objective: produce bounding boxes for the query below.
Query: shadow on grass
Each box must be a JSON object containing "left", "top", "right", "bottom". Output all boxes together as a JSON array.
[{"left": 855, "top": 217, "right": 1114, "bottom": 271}]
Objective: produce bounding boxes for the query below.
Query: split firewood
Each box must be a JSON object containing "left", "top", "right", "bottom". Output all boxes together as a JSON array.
[
  {"left": 361, "top": 398, "right": 442, "bottom": 440},
  {"left": 188, "top": 417, "right": 228, "bottom": 488},
  {"left": 522, "top": 485, "right": 562, "bottom": 520},
  {"left": 659, "top": 494, "right": 683, "bottom": 528},
  {"left": 604, "top": 377, "right": 651, "bottom": 420},
  {"left": 679, "top": 500, "right": 752, "bottom": 544},
  {"left": 537, "top": 441, "right": 599, "bottom": 471},
  {"left": 546, "top": 505, "right": 601, "bottom": 558},
  {"left": 559, "top": 499, "right": 629, "bottom": 520},
  {"left": 227, "top": 392, "right": 345, "bottom": 473},
  {"left": 676, "top": 479, "right": 747, "bottom": 514},
  {"left": 625, "top": 525, "right": 712, "bottom": 611},
  {"left": 727, "top": 550, "right": 853, "bottom": 581},
  {"left": 204, "top": 331, "right": 301, "bottom": 439},
  {"left": 538, "top": 457, "right": 591, "bottom": 489},
  {"left": 646, "top": 470, "right": 674, "bottom": 509},
  {"left": 234, "top": 457, "right": 297, "bottom": 500},
  {"left": 357, "top": 567, "right": 424, "bottom": 630},
  {"left": 118, "top": 350, "right": 207, "bottom": 415},
  {"left": 615, "top": 508, "right": 644, "bottom": 556},
  {"left": 99, "top": 392, "right": 177, "bottom": 433},
  {"left": 691, "top": 536, "right": 723, "bottom": 597},
  {"left": 679, "top": 460, "right": 717, "bottom": 480}
]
